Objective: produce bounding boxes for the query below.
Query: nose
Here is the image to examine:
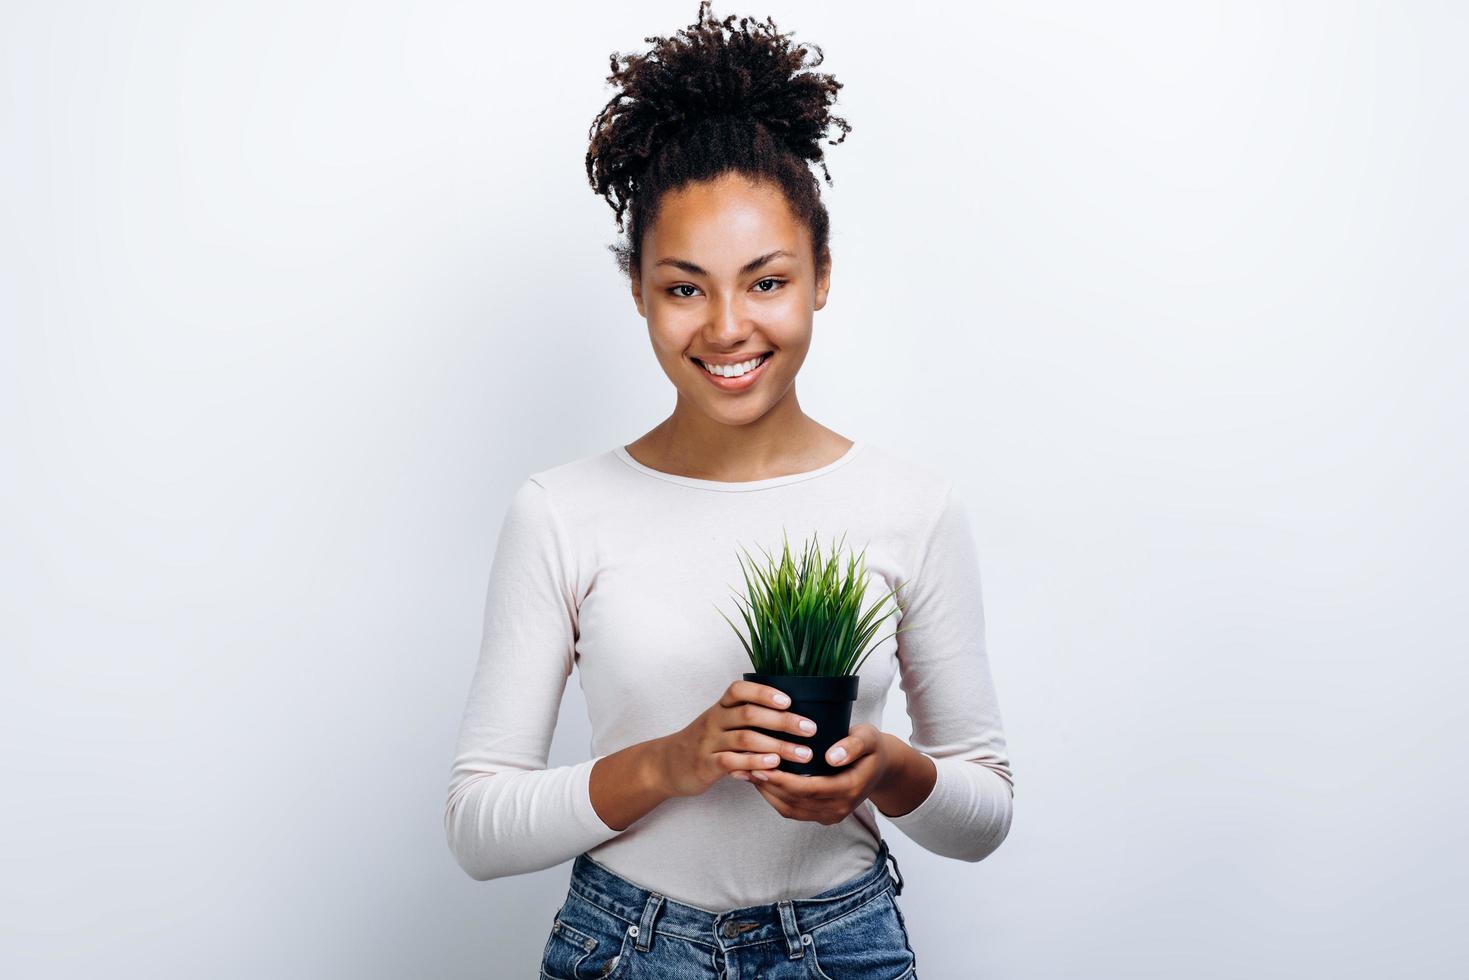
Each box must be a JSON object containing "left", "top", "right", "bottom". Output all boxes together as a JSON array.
[{"left": 707, "top": 291, "right": 751, "bottom": 346}]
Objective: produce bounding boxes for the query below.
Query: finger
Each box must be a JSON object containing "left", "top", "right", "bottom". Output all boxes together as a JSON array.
[
  {"left": 754, "top": 784, "right": 796, "bottom": 818},
  {"left": 722, "top": 727, "right": 814, "bottom": 765},
  {"left": 720, "top": 701, "right": 819, "bottom": 742},
  {"left": 755, "top": 783, "right": 840, "bottom": 824},
  {"left": 748, "top": 773, "right": 806, "bottom": 806},
  {"left": 714, "top": 749, "right": 785, "bottom": 773},
  {"left": 826, "top": 724, "right": 880, "bottom": 767},
  {"left": 750, "top": 781, "right": 819, "bottom": 821},
  {"left": 720, "top": 680, "right": 791, "bottom": 711},
  {"left": 751, "top": 780, "right": 798, "bottom": 810},
  {"left": 754, "top": 766, "right": 845, "bottom": 800}
]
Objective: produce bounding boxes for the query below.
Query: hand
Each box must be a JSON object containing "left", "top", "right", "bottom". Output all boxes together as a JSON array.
[
  {"left": 656, "top": 680, "right": 821, "bottom": 798},
  {"left": 734, "top": 723, "right": 892, "bottom": 825}
]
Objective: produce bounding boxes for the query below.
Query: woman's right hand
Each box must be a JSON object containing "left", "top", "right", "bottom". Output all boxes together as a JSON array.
[{"left": 656, "top": 680, "right": 819, "bottom": 798}]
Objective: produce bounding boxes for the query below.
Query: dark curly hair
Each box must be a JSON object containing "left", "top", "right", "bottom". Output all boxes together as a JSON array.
[{"left": 586, "top": 0, "right": 851, "bottom": 281}]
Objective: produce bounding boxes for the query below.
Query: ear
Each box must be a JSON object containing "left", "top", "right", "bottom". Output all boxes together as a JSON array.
[
  {"left": 630, "top": 271, "right": 647, "bottom": 318},
  {"left": 813, "top": 250, "right": 832, "bottom": 311}
]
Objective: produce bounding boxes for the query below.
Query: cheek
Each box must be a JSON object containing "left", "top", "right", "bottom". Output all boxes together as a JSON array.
[
  {"left": 647, "top": 319, "right": 696, "bottom": 355},
  {"left": 760, "top": 295, "right": 814, "bottom": 336},
  {"left": 766, "top": 290, "right": 810, "bottom": 319}
]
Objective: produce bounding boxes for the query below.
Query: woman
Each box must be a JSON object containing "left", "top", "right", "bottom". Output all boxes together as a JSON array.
[{"left": 445, "top": 4, "right": 1014, "bottom": 976}]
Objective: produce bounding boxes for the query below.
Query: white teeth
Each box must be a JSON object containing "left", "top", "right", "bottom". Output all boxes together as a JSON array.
[{"left": 699, "top": 354, "right": 768, "bottom": 378}]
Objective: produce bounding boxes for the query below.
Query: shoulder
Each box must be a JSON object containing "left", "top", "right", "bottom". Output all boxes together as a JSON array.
[
  {"left": 839, "top": 441, "right": 964, "bottom": 568},
  {"left": 526, "top": 446, "right": 620, "bottom": 493},
  {"left": 509, "top": 446, "right": 630, "bottom": 529}
]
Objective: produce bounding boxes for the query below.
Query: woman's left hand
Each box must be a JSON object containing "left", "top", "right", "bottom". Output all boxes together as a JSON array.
[{"left": 733, "top": 723, "right": 892, "bottom": 824}]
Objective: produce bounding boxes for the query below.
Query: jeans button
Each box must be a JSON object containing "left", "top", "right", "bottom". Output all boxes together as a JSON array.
[{"left": 722, "top": 921, "right": 738, "bottom": 938}]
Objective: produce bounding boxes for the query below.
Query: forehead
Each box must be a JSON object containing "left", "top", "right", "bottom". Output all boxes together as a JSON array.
[{"left": 648, "top": 174, "right": 808, "bottom": 265}]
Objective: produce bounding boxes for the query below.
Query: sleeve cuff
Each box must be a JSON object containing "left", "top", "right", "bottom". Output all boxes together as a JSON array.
[
  {"left": 879, "top": 754, "right": 1014, "bottom": 863},
  {"left": 573, "top": 754, "right": 623, "bottom": 837},
  {"left": 881, "top": 752, "right": 951, "bottom": 827}
]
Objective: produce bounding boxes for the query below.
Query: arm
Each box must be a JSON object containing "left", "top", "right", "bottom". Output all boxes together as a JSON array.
[
  {"left": 588, "top": 738, "right": 677, "bottom": 832},
  {"left": 880, "top": 481, "right": 1015, "bottom": 862},
  {"left": 444, "top": 478, "right": 630, "bottom": 880},
  {"left": 869, "top": 733, "right": 938, "bottom": 818}
]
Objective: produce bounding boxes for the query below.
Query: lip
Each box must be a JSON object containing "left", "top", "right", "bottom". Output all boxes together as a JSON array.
[{"left": 692, "top": 352, "right": 773, "bottom": 391}]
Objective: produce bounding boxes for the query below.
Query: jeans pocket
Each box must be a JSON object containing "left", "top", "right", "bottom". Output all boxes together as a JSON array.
[
  {"left": 539, "top": 893, "right": 632, "bottom": 980},
  {"left": 805, "top": 890, "right": 916, "bottom": 980}
]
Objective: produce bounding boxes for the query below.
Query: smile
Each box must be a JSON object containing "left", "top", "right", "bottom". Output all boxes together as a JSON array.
[{"left": 693, "top": 352, "right": 774, "bottom": 390}]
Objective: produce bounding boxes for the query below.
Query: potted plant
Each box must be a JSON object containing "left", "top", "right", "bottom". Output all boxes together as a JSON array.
[{"left": 715, "top": 529, "right": 912, "bottom": 776}]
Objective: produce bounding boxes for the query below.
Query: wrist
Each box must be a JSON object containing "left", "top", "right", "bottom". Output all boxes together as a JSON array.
[
  {"left": 873, "top": 733, "right": 906, "bottom": 801},
  {"left": 871, "top": 734, "right": 933, "bottom": 818},
  {"left": 644, "top": 735, "right": 676, "bottom": 797}
]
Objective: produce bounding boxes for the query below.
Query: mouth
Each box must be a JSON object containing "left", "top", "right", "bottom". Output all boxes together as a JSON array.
[{"left": 691, "top": 351, "right": 774, "bottom": 390}]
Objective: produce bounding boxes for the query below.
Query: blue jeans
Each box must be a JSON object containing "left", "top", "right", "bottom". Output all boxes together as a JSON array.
[{"left": 538, "top": 838, "right": 915, "bottom": 979}]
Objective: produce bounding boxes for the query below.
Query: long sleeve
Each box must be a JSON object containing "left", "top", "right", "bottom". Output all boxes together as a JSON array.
[
  {"left": 444, "top": 477, "right": 621, "bottom": 881},
  {"left": 882, "top": 480, "right": 1015, "bottom": 862}
]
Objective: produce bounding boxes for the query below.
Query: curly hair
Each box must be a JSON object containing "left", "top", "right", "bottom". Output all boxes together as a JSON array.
[{"left": 586, "top": 0, "right": 852, "bottom": 281}]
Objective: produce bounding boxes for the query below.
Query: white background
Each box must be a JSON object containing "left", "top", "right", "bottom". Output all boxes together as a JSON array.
[{"left": 3, "top": 1, "right": 1466, "bottom": 977}]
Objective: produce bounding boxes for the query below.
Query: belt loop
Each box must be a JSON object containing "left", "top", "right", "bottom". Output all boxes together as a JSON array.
[
  {"left": 636, "top": 893, "right": 663, "bottom": 952},
  {"left": 886, "top": 845, "right": 905, "bottom": 896},
  {"left": 777, "top": 900, "right": 805, "bottom": 959}
]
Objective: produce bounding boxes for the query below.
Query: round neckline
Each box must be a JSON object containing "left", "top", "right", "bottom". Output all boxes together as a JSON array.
[{"left": 613, "top": 440, "right": 867, "bottom": 492}]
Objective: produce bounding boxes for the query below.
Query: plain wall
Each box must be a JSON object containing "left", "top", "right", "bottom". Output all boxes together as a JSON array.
[{"left": 2, "top": 1, "right": 1465, "bottom": 977}]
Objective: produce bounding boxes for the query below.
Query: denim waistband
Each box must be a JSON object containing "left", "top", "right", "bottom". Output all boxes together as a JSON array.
[{"left": 567, "top": 838, "right": 905, "bottom": 955}]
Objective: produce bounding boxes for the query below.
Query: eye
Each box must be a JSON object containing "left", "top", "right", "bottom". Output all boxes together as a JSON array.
[
  {"left": 667, "top": 283, "right": 700, "bottom": 298},
  {"left": 753, "top": 277, "right": 785, "bottom": 293}
]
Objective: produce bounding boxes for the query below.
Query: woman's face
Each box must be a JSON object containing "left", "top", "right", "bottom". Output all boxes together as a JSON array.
[{"left": 631, "top": 173, "right": 831, "bottom": 427}]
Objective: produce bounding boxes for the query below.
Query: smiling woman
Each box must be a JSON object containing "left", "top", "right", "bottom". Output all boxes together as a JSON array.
[
  {"left": 584, "top": 0, "right": 854, "bottom": 479},
  {"left": 445, "top": 3, "right": 1015, "bottom": 977}
]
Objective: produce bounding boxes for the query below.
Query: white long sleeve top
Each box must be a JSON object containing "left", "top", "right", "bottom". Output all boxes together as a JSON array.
[{"left": 444, "top": 439, "right": 1014, "bottom": 910}]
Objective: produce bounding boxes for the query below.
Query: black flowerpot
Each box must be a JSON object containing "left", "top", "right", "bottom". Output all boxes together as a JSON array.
[{"left": 742, "top": 673, "right": 860, "bottom": 776}]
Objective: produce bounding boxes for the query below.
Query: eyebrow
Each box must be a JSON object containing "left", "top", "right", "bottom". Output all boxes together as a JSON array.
[{"left": 653, "top": 250, "right": 794, "bottom": 277}]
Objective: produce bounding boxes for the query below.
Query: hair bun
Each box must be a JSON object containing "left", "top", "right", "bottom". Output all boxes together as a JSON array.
[
  {"left": 588, "top": 1, "right": 850, "bottom": 191},
  {"left": 586, "top": 1, "right": 850, "bottom": 278}
]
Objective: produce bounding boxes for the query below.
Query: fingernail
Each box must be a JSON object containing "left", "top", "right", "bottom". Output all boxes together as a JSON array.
[
  {"left": 828, "top": 746, "right": 847, "bottom": 764},
  {"left": 799, "top": 719, "right": 816, "bottom": 734},
  {"left": 774, "top": 693, "right": 790, "bottom": 706},
  {"left": 753, "top": 770, "right": 770, "bottom": 781},
  {"left": 763, "top": 754, "right": 779, "bottom": 765},
  {"left": 795, "top": 746, "right": 812, "bottom": 760}
]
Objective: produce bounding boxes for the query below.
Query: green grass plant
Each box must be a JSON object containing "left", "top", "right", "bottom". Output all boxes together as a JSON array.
[{"left": 715, "top": 529, "right": 913, "bottom": 677}]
